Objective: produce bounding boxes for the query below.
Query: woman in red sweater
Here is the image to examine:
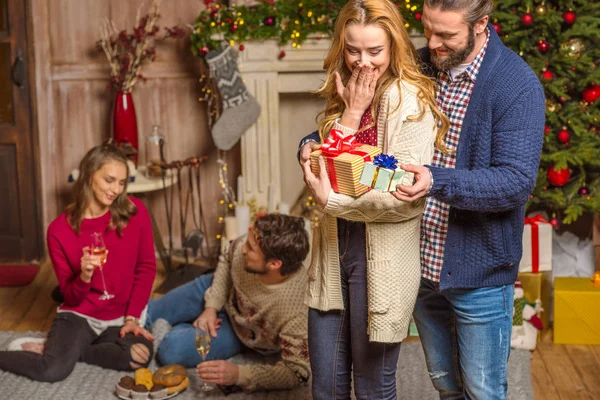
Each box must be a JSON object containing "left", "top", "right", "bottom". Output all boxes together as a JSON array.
[{"left": 0, "top": 142, "right": 157, "bottom": 382}]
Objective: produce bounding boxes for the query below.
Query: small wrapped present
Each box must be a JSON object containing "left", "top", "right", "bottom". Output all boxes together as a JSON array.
[
  {"left": 359, "top": 154, "right": 405, "bottom": 192},
  {"left": 519, "top": 215, "right": 552, "bottom": 273},
  {"left": 310, "top": 130, "right": 381, "bottom": 197},
  {"left": 554, "top": 277, "right": 600, "bottom": 345}
]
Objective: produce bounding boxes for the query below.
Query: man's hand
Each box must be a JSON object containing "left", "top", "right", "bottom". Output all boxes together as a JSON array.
[
  {"left": 194, "top": 308, "right": 222, "bottom": 338},
  {"left": 301, "top": 156, "right": 331, "bottom": 208},
  {"left": 299, "top": 141, "right": 319, "bottom": 165},
  {"left": 392, "top": 164, "right": 432, "bottom": 202},
  {"left": 196, "top": 360, "right": 239, "bottom": 386}
]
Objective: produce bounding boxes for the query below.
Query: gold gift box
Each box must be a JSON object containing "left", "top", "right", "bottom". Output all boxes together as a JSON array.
[{"left": 310, "top": 144, "right": 381, "bottom": 197}]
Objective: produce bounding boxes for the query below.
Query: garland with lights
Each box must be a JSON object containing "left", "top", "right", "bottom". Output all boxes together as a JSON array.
[{"left": 191, "top": 0, "right": 423, "bottom": 57}]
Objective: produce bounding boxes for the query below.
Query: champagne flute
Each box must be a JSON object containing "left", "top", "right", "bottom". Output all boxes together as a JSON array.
[
  {"left": 90, "top": 232, "right": 114, "bottom": 300},
  {"left": 195, "top": 326, "right": 214, "bottom": 393}
]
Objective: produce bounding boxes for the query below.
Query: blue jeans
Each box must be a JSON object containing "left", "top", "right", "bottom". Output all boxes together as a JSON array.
[
  {"left": 309, "top": 220, "right": 401, "bottom": 400},
  {"left": 413, "top": 278, "right": 514, "bottom": 400},
  {"left": 146, "top": 273, "right": 244, "bottom": 368}
]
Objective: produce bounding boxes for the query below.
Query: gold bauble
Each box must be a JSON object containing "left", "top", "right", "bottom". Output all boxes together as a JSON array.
[
  {"left": 546, "top": 100, "right": 558, "bottom": 113},
  {"left": 561, "top": 39, "right": 585, "bottom": 58},
  {"left": 535, "top": 4, "right": 547, "bottom": 15}
]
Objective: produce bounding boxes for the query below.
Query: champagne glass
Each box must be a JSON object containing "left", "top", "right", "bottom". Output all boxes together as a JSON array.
[
  {"left": 90, "top": 232, "right": 114, "bottom": 300},
  {"left": 195, "top": 326, "right": 214, "bottom": 393}
]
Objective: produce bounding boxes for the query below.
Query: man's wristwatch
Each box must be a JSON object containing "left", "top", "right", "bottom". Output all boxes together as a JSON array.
[{"left": 124, "top": 316, "right": 140, "bottom": 326}]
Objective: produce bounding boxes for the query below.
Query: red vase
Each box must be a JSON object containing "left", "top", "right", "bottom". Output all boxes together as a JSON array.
[{"left": 113, "top": 92, "right": 139, "bottom": 164}]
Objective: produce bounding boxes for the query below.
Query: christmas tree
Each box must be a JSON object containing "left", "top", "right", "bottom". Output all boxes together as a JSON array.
[{"left": 492, "top": 1, "right": 600, "bottom": 225}]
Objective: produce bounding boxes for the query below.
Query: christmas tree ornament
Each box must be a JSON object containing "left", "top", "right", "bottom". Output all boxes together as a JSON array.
[
  {"left": 492, "top": 21, "right": 502, "bottom": 34},
  {"left": 521, "top": 13, "right": 534, "bottom": 27},
  {"left": 544, "top": 125, "right": 550, "bottom": 135},
  {"left": 238, "top": 44, "right": 245, "bottom": 51},
  {"left": 535, "top": 3, "right": 547, "bottom": 15},
  {"left": 563, "top": 10, "right": 576, "bottom": 25},
  {"left": 205, "top": 46, "right": 261, "bottom": 150},
  {"left": 541, "top": 69, "right": 554, "bottom": 81},
  {"left": 547, "top": 165, "right": 571, "bottom": 186},
  {"left": 538, "top": 40, "right": 550, "bottom": 53},
  {"left": 230, "top": 24, "right": 238, "bottom": 32},
  {"left": 557, "top": 127, "right": 570, "bottom": 143},
  {"left": 200, "top": 46, "right": 209, "bottom": 56},
  {"left": 279, "top": 50, "right": 286, "bottom": 59},
  {"left": 264, "top": 16, "right": 276, "bottom": 26},
  {"left": 550, "top": 217, "right": 559, "bottom": 229},
  {"left": 561, "top": 38, "right": 585, "bottom": 57},
  {"left": 415, "top": 12, "right": 422, "bottom": 21},
  {"left": 582, "top": 85, "right": 600, "bottom": 104},
  {"left": 579, "top": 186, "right": 589, "bottom": 196},
  {"left": 546, "top": 100, "right": 558, "bottom": 112}
]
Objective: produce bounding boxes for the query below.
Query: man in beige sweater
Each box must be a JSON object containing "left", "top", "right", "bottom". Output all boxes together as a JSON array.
[{"left": 145, "top": 214, "right": 310, "bottom": 392}]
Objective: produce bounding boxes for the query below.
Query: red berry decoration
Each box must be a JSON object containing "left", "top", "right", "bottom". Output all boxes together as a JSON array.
[
  {"left": 557, "top": 127, "right": 570, "bottom": 144},
  {"left": 550, "top": 218, "right": 559, "bottom": 230},
  {"left": 415, "top": 13, "right": 422, "bottom": 21},
  {"left": 582, "top": 85, "right": 600, "bottom": 104},
  {"left": 279, "top": 50, "right": 286, "bottom": 59},
  {"left": 544, "top": 125, "right": 550, "bottom": 135},
  {"left": 538, "top": 40, "right": 550, "bottom": 53},
  {"left": 563, "top": 10, "right": 576, "bottom": 25},
  {"left": 200, "top": 46, "right": 209, "bottom": 56},
  {"left": 547, "top": 165, "right": 571, "bottom": 187},
  {"left": 239, "top": 44, "right": 245, "bottom": 51},
  {"left": 579, "top": 186, "right": 589, "bottom": 196},
  {"left": 521, "top": 13, "right": 534, "bottom": 27},
  {"left": 264, "top": 16, "right": 275, "bottom": 26},
  {"left": 541, "top": 70, "right": 554, "bottom": 81},
  {"left": 492, "top": 23, "right": 502, "bottom": 34},
  {"left": 230, "top": 24, "right": 238, "bottom": 32}
]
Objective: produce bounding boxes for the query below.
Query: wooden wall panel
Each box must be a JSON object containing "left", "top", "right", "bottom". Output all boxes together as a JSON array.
[{"left": 31, "top": 0, "right": 239, "bottom": 256}]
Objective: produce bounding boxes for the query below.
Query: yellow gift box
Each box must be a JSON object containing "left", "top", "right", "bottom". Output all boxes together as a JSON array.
[
  {"left": 310, "top": 130, "right": 380, "bottom": 197},
  {"left": 553, "top": 277, "right": 600, "bottom": 345},
  {"left": 518, "top": 272, "right": 552, "bottom": 335}
]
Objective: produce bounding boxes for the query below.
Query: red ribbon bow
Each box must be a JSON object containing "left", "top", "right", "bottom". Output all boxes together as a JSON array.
[
  {"left": 524, "top": 215, "right": 550, "bottom": 273},
  {"left": 320, "top": 130, "right": 373, "bottom": 193}
]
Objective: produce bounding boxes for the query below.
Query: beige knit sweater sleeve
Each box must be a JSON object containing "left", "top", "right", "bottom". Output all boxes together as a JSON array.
[
  {"left": 323, "top": 82, "right": 435, "bottom": 223},
  {"left": 203, "top": 239, "right": 236, "bottom": 310},
  {"left": 236, "top": 313, "right": 310, "bottom": 391}
]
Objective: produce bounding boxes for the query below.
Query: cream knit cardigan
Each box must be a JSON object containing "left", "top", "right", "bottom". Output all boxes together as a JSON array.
[{"left": 306, "top": 80, "right": 436, "bottom": 343}]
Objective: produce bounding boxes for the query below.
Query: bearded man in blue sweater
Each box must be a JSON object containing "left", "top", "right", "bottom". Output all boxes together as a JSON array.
[{"left": 298, "top": 0, "right": 545, "bottom": 398}]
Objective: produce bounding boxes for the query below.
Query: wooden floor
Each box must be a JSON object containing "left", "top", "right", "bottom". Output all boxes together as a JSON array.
[{"left": 1, "top": 261, "right": 599, "bottom": 399}]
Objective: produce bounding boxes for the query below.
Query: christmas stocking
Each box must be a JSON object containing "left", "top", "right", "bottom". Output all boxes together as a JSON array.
[{"left": 205, "top": 46, "right": 261, "bottom": 151}]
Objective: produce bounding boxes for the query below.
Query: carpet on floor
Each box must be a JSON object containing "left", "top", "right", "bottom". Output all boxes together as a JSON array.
[
  {"left": 0, "top": 265, "right": 40, "bottom": 287},
  {"left": 0, "top": 331, "right": 534, "bottom": 400}
]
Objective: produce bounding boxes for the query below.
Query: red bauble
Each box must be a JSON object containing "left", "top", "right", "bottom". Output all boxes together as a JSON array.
[
  {"left": 579, "top": 186, "right": 589, "bottom": 196},
  {"left": 492, "top": 23, "right": 502, "bottom": 34},
  {"left": 547, "top": 165, "right": 571, "bottom": 186},
  {"left": 557, "top": 128, "right": 570, "bottom": 143},
  {"left": 544, "top": 125, "right": 550, "bottom": 135},
  {"left": 239, "top": 44, "right": 245, "bottom": 51},
  {"left": 563, "top": 10, "right": 576, "bottom": 25},
  {"left": 582, "top": 85, "right": 600, "bottom": 104},
  {"left": 263, "top": 16, "right": 275, "bottom": 26},
  {"left": 541, "top": 70, "right": 554, "bottom": 81},
  {"left": 521, "top": 13, "right": 534, "bottom": 27},
  {"left": 200, "top": 46, "right": 209, "bottom": 56},
  {"left": 415, "top": 12, "right": 422, "bottom": 21},
  {"left": 230, "top": 24, "right": 238, "bottom": 32},
  {"left": 279, "top": 50, "right": 286, "bottom": 59},
  {"left": 550, "top": 218, "right": 559, "bottom": 230},
  {"left": 538, "top": 40, "right": 550, "bottom": 53}
]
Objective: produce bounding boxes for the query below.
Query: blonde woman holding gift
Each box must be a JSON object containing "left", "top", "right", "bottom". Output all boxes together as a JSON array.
[{"left": 299, "top": 1, "right": 448, "bottom": 398}]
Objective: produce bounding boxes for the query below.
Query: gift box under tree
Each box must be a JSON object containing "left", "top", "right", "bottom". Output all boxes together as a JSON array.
[
  {"left": 310, "top": 130, "right": 380, "bottom": 197},
  {"left": 554, "top": 277, "right": 600, "bottom": 345},
  {"left": 519, "top": 215, "right": 553, "bottom": 273},
  {"left": 359, "top": 153, "right": 406, "bottom": 192}
]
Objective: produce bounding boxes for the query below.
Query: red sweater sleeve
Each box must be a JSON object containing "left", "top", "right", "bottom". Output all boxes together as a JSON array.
[
  {"left": 47, "top": 227, "right": 91, "bottom": 307},
  {"left": 125, "top": 198, "right": 157, "bottom": 318}
]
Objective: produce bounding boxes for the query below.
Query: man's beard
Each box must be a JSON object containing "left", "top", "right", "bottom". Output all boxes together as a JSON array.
[{"left": 431, "top": 25, "right": 476, "bottom": 70}]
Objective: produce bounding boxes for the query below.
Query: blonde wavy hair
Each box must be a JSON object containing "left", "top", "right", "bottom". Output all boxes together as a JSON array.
[{"left": 315, "top": 0, "right": 449, "bottom": 153}]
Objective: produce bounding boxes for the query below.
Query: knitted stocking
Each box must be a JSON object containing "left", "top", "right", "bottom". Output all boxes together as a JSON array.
[{"left": 206, "top": 46, "right": 261, "bottom": 150}]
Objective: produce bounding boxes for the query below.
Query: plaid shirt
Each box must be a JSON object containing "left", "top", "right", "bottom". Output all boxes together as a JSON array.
[{"left": 421, "top": 31, "right": 491, "bottom": 282}]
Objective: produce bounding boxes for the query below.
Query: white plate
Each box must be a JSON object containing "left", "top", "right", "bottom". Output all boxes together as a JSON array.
[{"left": 116, "top": 388, "right": 184, "bottom": 400}]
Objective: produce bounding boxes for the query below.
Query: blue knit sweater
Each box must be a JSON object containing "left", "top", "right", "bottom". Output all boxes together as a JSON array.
[{"left": 299, "top": 26, "right": 546, "bottom": 290}]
